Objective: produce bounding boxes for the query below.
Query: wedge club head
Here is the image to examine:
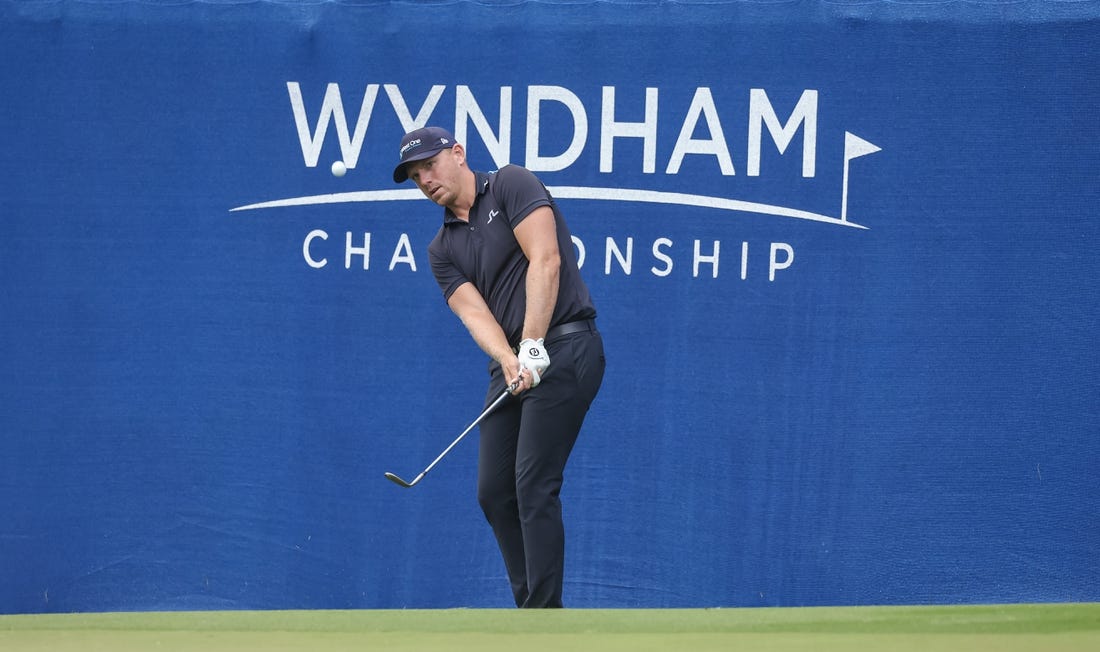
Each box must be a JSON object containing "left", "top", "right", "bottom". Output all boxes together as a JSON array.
[{"left": 384, "top": 471, "right": 422, "bottom": 488}]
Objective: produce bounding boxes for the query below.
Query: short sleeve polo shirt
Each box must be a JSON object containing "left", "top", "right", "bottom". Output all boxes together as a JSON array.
[{"left": 428, "top": 165, "right": 596, "bottom": 347}]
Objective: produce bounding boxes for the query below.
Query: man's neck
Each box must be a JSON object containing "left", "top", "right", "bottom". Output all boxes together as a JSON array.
[{"left": 448, "top": 169, "right": 478, "bottom": 222}]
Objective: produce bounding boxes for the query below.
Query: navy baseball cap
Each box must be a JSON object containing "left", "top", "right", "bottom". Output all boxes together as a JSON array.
[{"left": 393, "top": 126, "right": 456, "bottom": 183}]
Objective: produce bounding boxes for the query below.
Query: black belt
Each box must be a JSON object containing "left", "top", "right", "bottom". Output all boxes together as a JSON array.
[
  {"left": 513, "top": 319, "right": 596, "bottom": 353},
  {"left": 545, "top": 318, "right": 596, "bottom": 340}
]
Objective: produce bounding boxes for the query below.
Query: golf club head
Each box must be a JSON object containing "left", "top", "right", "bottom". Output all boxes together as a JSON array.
[{"left": 384, "top": 471, "right": 417, "bottom": 488}]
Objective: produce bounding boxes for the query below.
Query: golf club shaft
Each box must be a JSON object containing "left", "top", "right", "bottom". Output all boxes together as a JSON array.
[
  {"left": 417, "top": 387, "right": 511, "bottom": 478},
  {"left": 386, "top": 380, "right": 518, "bottom": 487}
]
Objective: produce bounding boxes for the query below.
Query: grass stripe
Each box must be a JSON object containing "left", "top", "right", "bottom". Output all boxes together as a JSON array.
[{"left": 1, "top": 604, "right": 1098, "bottom": 652}]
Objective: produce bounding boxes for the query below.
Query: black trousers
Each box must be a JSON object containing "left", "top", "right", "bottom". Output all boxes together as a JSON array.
[{"left": 477, "top": 328, "right": 605, "bottom": 608}]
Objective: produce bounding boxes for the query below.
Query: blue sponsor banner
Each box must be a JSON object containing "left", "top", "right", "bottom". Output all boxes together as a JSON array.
[{"left": 1, "top": 1, "right": 1098, "bottom": 612}]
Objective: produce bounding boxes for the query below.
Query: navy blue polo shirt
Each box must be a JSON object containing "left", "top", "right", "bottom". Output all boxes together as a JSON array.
[{"left": 428, "top": 165, "right": 596, "bottom": 348}]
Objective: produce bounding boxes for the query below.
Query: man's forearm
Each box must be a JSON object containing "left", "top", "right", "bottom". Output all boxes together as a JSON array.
[
  {"left": 522, "top": 255, "right": 559, "bottom": 341},
  {"left": 448, "top": 283, "right": 515, "bottom": 365},
  {"left": 461, "top": 308, "right": 515, "bottom": 365}
]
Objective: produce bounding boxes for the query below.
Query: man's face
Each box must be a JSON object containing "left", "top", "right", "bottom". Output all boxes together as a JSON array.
[{"left": 405, "top": 145, "right": 465, "bottom": 207}]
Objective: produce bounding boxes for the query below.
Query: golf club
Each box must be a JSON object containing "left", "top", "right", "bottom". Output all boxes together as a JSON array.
[{"left": 384, "top": 380, "right": 519, "bottom": 488}]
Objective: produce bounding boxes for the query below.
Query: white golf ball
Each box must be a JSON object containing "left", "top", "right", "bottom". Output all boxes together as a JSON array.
[{"left": 331, "top": 160, "right": 347, "bottom": 177}]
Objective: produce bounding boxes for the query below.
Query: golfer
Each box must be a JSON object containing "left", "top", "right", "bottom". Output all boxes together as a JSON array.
[{"left": 393, "top": 126, "right": 605, "bottom": 608}]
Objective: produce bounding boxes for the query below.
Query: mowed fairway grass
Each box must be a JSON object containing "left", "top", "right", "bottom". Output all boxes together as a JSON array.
[{"left": 2, "top": 603, "right": 1098, "bottom": 652}]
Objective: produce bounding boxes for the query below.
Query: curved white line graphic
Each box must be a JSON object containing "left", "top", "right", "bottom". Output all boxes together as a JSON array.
[{"left": 229, "top": 186, "right": 867, "bottom": 229}]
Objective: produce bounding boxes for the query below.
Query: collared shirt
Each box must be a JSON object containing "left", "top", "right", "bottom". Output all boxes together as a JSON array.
[{"left": 428, "top": 165, "right": 596, "bottom": 348}]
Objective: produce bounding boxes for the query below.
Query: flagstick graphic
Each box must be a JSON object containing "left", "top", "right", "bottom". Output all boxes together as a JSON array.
[{"left": 842, "top": 132, "right": 882, "bottom": 224}]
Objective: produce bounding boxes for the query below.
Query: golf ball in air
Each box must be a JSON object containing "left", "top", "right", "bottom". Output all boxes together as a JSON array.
[{"left": 331, "top": 160, "right": 347, "bottom": 177}]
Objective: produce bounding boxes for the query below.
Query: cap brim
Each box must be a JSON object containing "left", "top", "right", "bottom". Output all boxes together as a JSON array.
[{"left": 392, "top": 146, "right": 448, "bottom": 183}]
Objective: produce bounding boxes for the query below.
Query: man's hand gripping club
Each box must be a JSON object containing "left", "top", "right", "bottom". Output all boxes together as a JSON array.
[{"left": 517, "top": 338, "right": 550, "bottom": 388}]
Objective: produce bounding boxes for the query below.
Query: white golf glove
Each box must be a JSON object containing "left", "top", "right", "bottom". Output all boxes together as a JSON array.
[{"left": 517, "top": 338, "right": 550, "bottom": 387}]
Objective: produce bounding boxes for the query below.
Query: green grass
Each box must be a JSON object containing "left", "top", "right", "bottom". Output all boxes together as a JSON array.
[{"left": 2, "top": 603, "right": 1098, "bottom": 652}]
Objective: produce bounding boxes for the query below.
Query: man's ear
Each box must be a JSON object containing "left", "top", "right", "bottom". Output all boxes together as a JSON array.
[{"left": 451, "top": 142, "right": 467, "bottom": 166}]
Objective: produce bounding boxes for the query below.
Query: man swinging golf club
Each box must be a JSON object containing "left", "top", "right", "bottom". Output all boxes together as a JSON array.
[{"left": 393, "top": 126, "right": 606, "bottom": 608}]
